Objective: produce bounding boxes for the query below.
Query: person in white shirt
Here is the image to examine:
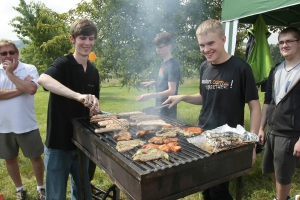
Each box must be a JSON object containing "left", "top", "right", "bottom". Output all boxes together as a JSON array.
[{"left": 0, "top": 39, "right": 45, "bottom": 200}]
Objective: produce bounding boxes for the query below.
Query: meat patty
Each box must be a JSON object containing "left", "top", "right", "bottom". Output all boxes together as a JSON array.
[
  {"left": 148, "top": 137, "right": 178, "bottom": 145},
  {"left": 132, "top": 147, "right": 169, "bottom": 162},
  {"left": 136, "top": 130, "right": 155, "bottom": 137},
  {"left": 142, "top": 142, "right": 181, "bottom": 153},
  {"left": 113, "top": 130, "right": 132, "bottom": 141},
  {"left": 116, "top": 139, "right": 146, "bottom": 153}
]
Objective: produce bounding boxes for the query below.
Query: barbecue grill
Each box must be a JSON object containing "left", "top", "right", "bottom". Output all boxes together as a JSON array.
[{"left": 72, "top": 113, "right": 254, "bottom": 200}]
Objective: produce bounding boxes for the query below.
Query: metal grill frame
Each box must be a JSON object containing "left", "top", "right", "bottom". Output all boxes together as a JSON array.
[{"left": 72, "top": 117, "right": 254, "bottom": 200}]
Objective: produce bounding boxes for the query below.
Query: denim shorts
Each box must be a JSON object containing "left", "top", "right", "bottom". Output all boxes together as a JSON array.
[
  {"left": 0, "top": 129, "right": 44, "bottom": 159},
  {"left": 44, "top": 146, "right": 92, "bottom": 200},
  {"left": 262, "top": 134, "right": 300, "bottom": 185}
]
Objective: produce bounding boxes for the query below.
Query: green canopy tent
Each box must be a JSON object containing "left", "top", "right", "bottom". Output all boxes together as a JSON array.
[{"left": 221, "top": 0, "right": 300, "bottom": 55}]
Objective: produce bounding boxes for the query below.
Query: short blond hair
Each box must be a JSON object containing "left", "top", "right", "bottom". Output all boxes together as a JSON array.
[
  {"left": 196, "top": 19, "right": 225, "bottom": 38},
  {"left": 0, "top": 39, "right": 19, "bottom": 53}
]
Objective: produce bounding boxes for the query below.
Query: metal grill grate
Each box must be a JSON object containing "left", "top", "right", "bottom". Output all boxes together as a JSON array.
[{"left": 76, "top": 117, "right": 210, "bottom": 172}]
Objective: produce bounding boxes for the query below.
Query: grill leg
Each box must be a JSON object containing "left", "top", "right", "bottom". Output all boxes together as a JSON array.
[
  {"left": 91, "top": 184, "right": 120, "bottom": 200},
  {"left": 77, "top": 148, "right": 86, "bottom": 200},
  {"left": 236, "top": 176, "right": 244, "bottom": 200}
]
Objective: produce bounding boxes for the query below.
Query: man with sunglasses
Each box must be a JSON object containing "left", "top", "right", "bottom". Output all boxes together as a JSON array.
[
  {"left": 0, "top": 39, "right": 45, "bottom": 200},
  {"left": 259, "top": 27, "right": 300, "bottom": 200},
  {"left": 136, "top": 32, "right": 181, "bottom": 119}
]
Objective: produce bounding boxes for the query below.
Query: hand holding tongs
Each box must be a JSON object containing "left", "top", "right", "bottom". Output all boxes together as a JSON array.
[{"left": 83, "top": 98, "right": 101, "bottom": 113}]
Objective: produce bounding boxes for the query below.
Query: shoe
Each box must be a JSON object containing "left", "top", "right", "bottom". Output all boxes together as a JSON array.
[
  {"left": 16, "top": 189, "right": 27, "bottom": 200},
  {"left": 37, "top": 188, "right": 46, "bottom": 200}
]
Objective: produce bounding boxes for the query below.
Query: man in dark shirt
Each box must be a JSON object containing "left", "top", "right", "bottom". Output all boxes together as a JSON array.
[
  {"left": 259, "top": 27, "right": 300, "bottom": 200},
  {"left": 38, "top": 18, "right": 100, "bottom": 200},
  {"left": 136, "top": 32, "right": 181, "bottom": 119},
  {"left": 164, "top": 19, "right": 261, "bottom": 200}
]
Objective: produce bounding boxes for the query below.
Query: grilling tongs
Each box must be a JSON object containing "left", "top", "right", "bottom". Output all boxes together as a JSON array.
[{"left": 84, "top": 98, "right": 106, "bottom": 114}]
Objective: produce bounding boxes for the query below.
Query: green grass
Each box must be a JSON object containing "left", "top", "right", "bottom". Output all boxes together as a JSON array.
[{"left": 1, "top": 78, "right": 300, "bottom": 199}]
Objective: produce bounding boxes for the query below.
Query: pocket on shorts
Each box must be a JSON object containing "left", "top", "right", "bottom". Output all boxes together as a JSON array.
[
  {"left": 286, "top": 139, "right": 291, "bottom": 154},
  {"left": 285, "top": 137, "right": 298, "bottom": 155}
]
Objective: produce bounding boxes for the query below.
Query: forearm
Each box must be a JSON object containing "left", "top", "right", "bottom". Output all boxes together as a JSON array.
[
  {"left": 249, "top": 107, "right": 261, "bottom": 134},
  {"left": 181, "top": 93, "right": 203, "bottom": 105},
  {"left": 248, "top": 100, "right": 261, "bottom": 134},
  {"left": 150, "top": 89, "right": 176, "bottom": 99},
  {"left": 259, "top": 104, "right": 269, "bottom": 131},
  {"left": 0, "top": 89, "right": 23, "bottom": 100},
  {"left": 6, "top": 72, "right": 37, "bottom": 95},
  {"left": 38, "top": 74, "right": 81, "bottom": 101}
]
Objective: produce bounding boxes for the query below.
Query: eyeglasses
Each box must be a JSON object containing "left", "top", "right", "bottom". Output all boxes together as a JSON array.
[
  {"left": 278, "top": 39, "right": 299, "bottom": 46},
  {"left": 0, "top": 50, "right": 17, "bottom": 56}
]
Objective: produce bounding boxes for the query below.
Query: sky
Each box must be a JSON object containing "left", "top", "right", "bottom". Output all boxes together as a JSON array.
[
  {"left": 1, "top": 0, "right": 279, "bottom": 44},
  {"left": 1, "top": 0, "right": 90, "bottom": 41}
]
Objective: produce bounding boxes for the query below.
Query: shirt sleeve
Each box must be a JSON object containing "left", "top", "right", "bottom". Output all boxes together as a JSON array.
[
  {"left": 27, "top": 64, "right": 40, "bottom": 88},
  {"left": 43, "top": 57, "right": 68, "bottom": 82}
]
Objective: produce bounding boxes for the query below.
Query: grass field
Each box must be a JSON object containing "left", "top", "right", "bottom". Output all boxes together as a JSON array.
[{"left": 0, "top": 78, "right": 300, "bottom": 199}]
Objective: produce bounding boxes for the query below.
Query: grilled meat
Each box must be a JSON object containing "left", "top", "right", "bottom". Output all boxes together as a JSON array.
[
  {"left": 156, "top": 129, "right": 177, "bottom": 137},
  {"left": 143, "top": 142, "right": 181, "bottom": 153},
  {"left": 136, "top": 130, "right": 155, "bottom": 137},
  {"left": 98, "top": 119, "right": 130, "bottom": 129},
  {"left": 113, "top": 130, "right": 132, "bottom": 141},
  {"left": 116, "top": 139, "right": 146, "bottom": 153},
  {"left": 162, "top": 125, "right": 182, "bottom": 130},
  {"left": 148, "top": 136, "right": 178, "bottom": 145},
  {"left": 95, "top": 127, "right": 123, "bottom": 134},
  {"left": 90, "top": 115, "right": 119, "bottom": 123},
  {"left": 183, "top": 127, "right": 203, "bottom": 135},
  {"left": 132, "top": 147, "right": 169, "bottom": 162}
]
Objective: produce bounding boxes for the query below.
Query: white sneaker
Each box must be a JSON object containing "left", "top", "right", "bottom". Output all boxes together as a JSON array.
[{"left": 37, "top": 188, "right": 46, "bottom": 200}]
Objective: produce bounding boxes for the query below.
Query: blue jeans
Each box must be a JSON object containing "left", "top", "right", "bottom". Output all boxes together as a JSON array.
[{"left": 44, "top": 146, "right": 92, "bottom": 200}]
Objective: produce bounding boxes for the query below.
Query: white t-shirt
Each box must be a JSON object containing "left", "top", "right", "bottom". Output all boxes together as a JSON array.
[{"left": 0, "top": 61, "right": 39, "bottom": 133}]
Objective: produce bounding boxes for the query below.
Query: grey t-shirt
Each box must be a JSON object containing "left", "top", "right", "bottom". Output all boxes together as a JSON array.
[{"left": 274, "top": 62, "right": 300, "bottom": 104}]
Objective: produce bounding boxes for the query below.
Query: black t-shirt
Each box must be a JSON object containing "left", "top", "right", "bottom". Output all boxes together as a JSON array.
[
  {"left": 198, "top": 56, "right": 258, "bottom": 130},
  {"left": 155, "top": 57, "right": 180, "bottom": 119},
  {"left": 44, "top": 53, "right": 100, "bottom": 150}
]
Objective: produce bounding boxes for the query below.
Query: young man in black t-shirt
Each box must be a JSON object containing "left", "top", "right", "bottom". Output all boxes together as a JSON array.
[
  {"left": 164, "top": 19, "right": 261, "bottom": 200},
  {"left": 38, "top": 18, "right": 100, "bottom": 200},
  {"left": 136, "top": 32, "right": 180, "bottom": 119}
]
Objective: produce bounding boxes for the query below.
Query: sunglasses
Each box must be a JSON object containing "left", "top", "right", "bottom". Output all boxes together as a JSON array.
[{"left": 0, "top": 50, "right": 17, "bottom": 56}]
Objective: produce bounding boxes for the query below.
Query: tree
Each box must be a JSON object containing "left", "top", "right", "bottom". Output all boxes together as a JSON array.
[
  {"left": 10, "top": 0, "right": 248, "bottom": 86},
  {"left": 10, "top": 0, "right": 72, "bottom": 74},
  {"left": 69, "top": 0, "right": 224, "bottom": 88}
]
